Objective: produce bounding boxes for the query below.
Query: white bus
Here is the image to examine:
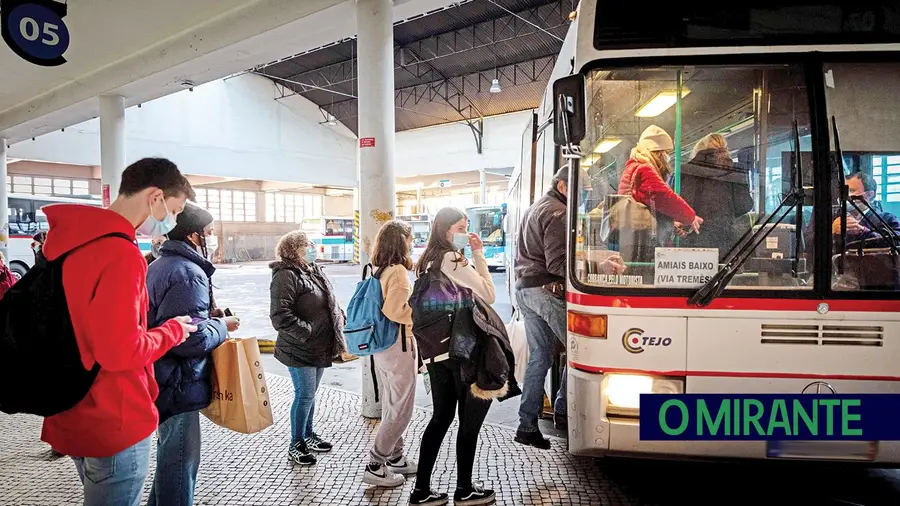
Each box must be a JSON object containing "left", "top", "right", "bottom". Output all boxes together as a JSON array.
[
  {"left": 7, "top": 194, "right": 153, "bottom": 279},
  {"left": 512, "top": 0, "right": 900, "bottom": 464},
  {"left": 301, "top": 216, "right": 354, "bottom": 262}
]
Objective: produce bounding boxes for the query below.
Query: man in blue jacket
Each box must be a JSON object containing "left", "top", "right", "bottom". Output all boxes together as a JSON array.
[{"left": 146, "top": 203, "right": 240, "bottom": 506}]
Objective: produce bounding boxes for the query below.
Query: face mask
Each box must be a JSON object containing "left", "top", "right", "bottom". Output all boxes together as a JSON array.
[
  {"left": 452, "top": 232, "right": 469, "bottom": 251},
  {"left": 205, "top": 234, "right": 219, "bottom": 254},
  {"left": 138, "top": 198, "right": 177, "bottom": 238},
  {"left": 150, "top": 242, "right": 162, "bottom": 259},
  {"left": 305, "top": 245, "right": 318, "bottom": 264}
]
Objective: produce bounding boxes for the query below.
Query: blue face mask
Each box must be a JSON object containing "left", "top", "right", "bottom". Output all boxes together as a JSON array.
[
  {"left": 305, "top": 245, "right": 318, "bottom": 264},
  {"left": 137, "top": 198, "right": 177, "bottom": 238},
  {"left": 452, "top": 232, "right": 469, "bottom": 251}
]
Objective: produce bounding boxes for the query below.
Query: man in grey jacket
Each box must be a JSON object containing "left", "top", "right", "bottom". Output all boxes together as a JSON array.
[{"left": 513, "top": 166, "right": 625, "bottom": 449}]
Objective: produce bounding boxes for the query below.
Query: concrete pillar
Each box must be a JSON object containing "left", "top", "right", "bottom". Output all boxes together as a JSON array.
[
  {"left": 0, "top": 139, "right": 8, "bottom": 261},
  {"left": 99, "top": 95, "right": 126, "bottom": 207},
  {"left": 480, "top": 169, "right": 487, "bottom": 204},
  {"left": 357, "top": 0, "right": 397, "bottom": 420}
]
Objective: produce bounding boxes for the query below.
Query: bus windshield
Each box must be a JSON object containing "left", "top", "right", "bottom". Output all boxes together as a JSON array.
[
  {"left": 573, "top": 61, "right": 900, "bottom": 296},
  {"left": 468, "top": 207, "right": 505, "bottom": 247}
]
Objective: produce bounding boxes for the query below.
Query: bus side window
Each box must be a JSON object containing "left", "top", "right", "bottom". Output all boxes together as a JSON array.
[{"left": 8, "top": 198, "right": 29, "bottom": 234}]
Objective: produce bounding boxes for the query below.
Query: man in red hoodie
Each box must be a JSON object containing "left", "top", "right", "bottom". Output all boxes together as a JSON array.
[{"left": 41, "top": 158, "right": 198, "bottom": 506}]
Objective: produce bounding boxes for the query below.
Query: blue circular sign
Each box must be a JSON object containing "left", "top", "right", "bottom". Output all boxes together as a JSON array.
[{"left": 5, "top": 2, "right": 69, "bottom": 65}]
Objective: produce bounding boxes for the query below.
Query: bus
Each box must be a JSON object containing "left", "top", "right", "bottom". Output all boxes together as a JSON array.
[
  {"left": 511, "top": 0, "right": 900, "bottom": 464},
  {"left": 7, "top": 194, "right": 153, "bottom": 279},
  {"left": 302, "top": 216, "right": 354, "bottom": 262},
  {"left": 396, "top": 213, "right": 432, "bottom": 263},
  {"left": 466, "top": 204, "right": 507, "bottom": 271}
]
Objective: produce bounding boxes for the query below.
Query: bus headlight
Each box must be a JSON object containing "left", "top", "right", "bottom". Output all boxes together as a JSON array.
[{"left": 604, "top": 374, "right": 684, "bottom": 418}]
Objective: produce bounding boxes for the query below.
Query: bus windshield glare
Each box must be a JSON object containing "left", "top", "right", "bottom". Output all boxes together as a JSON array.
[{"left": 573, "top": 61, "right": 900, "bottom": 296}]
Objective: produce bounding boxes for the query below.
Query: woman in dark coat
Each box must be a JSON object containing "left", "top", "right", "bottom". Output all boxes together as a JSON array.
[
  {"left": 270, "top": 230, "right": 346, "bottom": 466},
  {"left": 679, "top": 133, "right": 753, "bottom": 260},
  {"left": 146, "top": 203, "right": 240, "bottom": 506}
]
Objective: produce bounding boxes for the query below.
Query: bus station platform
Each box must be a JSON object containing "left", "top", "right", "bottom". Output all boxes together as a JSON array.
[{"left": 0, "top": 375, "right": 618, "bottom": 506}]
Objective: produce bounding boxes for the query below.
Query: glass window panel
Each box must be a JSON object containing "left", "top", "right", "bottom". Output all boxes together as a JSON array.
[
  {"left": 825, "top": 62, "right": 900, "bottom": 294},
  {"left": 13, "top": 176, "right": 30, "bottom": 185},
  {"left": 576, "top": 63, "right": 812, "bottom": 293}
]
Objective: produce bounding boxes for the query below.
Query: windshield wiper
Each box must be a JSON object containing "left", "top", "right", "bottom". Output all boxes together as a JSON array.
[
  {"left": 832, "top": 116, "right": 900, "bottom": 271},
  {"left": 689, "top": 120, "right": 807, "bottom": 307}
]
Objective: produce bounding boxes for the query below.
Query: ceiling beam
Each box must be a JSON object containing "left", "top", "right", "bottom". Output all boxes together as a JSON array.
[
  {"left": 321, "top": 54, "right": 557, "bottom": 124},
  {"left": 276, "top": 1, "right": 568, "bottom": 91}
]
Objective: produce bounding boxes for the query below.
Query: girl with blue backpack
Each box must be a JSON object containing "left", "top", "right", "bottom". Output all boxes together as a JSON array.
[{"left": 361, "top": 220, "right": 419, "bottom": 487}]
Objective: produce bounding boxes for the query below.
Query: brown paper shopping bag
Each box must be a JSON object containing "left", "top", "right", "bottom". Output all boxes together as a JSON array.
[{"left": 202, "top": 337, "right": 274, "bottom": 434}]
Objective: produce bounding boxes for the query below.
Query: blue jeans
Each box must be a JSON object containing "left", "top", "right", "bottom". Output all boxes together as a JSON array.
[
  {"left": 516, "top": 286, "right": 567, "bottom": 433},
  {"left": 71, "top": 436, "right": 152, "bottom": 506},
  {"left": 288, "top": 366, "right": 325, "bottom": 446},
  {"left": 147, "top": 410, "right": 202, "bottom": 506}
]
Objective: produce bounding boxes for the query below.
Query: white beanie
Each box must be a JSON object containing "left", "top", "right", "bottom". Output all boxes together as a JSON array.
[{"left": 637, "top": 125, "right": 674, "bottom": 152}]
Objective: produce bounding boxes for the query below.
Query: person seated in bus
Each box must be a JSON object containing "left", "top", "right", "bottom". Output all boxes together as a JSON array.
[
  {"left": 678, "top": 134, "right": 753, "bottom": 260},
  {"left": 804, "top": 171, "right": 900, "bottom": 260},
  {"left": 514, "top": 166, "right": 625, "bottom": 450},
  {"left": 617, "top": 125, "right": 703, "bottom": 255}
]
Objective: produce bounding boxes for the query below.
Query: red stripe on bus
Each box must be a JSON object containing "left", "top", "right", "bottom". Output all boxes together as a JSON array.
[
  {"left": 566, "top": 293, "right": 900, "bottom": 312},
  {"left": 568, "top": 363, "right": 900, "bottom": 382}
]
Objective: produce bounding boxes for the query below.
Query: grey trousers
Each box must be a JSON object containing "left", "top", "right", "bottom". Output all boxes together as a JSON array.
[{"left": 369, "top": 331, "right": 418, "bottom": 464}]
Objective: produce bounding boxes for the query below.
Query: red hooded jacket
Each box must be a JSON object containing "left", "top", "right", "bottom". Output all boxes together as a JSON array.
[
  {"left": 618, "top": 158, "right": 697, "bottom": 224},
  {"left": 40, "top": 204, "right": 183, "bottom": 458}
]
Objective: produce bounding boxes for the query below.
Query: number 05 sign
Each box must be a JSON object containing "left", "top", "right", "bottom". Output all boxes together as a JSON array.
[{"left": 2, "top": 0, "right": 70, "bottom": 67}]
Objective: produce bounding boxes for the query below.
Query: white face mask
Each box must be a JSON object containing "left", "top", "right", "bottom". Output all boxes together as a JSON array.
[
  {"left": 205, "top": 234, "right": 219, "bottom": 255},
  {"left": 451, "top": 232, "right": 469, "bottom": 251},
  {"left": 138, "top": 198, "right": 177, "bottom": 238}
]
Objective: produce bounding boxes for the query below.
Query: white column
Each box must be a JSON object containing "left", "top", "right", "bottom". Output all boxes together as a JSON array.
[
  {"left": 480, "top": 169, "right": 487, "bottom": 204},
  {"left": 357, "top": 0, "right": 396, "bottom": 420},
  {"left": 99, "top": 95, "right": 126, "bottom": 207},
  {"left": 0, "top": 139, "right": 8, "bottom": 261}
]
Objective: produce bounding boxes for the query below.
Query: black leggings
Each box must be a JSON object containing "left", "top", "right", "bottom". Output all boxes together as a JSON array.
[{"left": 415, "top": 359, "right": 491, "bottom": 491}]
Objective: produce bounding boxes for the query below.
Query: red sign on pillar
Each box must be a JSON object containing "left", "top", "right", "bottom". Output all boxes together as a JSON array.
[
  {"left": 102, "top": 184, "right": 111, "bottom": 208},
  {"left": 360, "top": 137, "right": 376, "bottom": 148}
]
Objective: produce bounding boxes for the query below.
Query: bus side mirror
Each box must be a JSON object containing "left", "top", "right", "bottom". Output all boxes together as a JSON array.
[{"left": 552, "top": 74, "right": 586, "bottom": 147}]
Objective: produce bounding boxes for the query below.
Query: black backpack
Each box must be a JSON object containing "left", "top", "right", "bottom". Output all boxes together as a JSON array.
[
  {"left": 409, "top": 264, "right": 473, "bottom": 360},
  {"left": 0, "top": 233, "right": 133, "bottom": 416}
]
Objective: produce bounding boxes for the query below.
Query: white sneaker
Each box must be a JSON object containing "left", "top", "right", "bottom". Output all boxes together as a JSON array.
[
  {"left": 363, "top": 463, "right": 405, "bottom": 488},
  {"left": 386, "top": 455, "right": 418, "bottom": 475}
]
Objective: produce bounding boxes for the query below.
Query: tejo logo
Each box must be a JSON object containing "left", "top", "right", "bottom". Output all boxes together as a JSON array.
[{"left": 622, "top": 328, "right": 673, "bottom": 354}]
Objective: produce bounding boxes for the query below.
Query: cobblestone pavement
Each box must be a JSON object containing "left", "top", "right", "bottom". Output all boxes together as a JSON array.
[{"left": 0, "top": 375, "right": 633, "bottom": 506}]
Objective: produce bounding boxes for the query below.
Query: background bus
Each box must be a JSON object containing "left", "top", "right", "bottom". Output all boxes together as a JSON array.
[
  {"left": 466, "top": 204, "right": 507, "bottom": 271},
  {"left": 302, "top": 216, "right": 354, "bottom": 262},
  {"left": 513, "top": 0, "right": 900, "bottom": 464},
  {"left": 396, "top": 213, "right": 432, "bottom": 264},
  {"left": 7, "top": 194, "right": 153, "bottom": 279}
]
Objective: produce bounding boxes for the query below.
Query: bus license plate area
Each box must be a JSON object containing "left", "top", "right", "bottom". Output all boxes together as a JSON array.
[{"left": 766, "top": 440, "right": 877, "bottom": 461}]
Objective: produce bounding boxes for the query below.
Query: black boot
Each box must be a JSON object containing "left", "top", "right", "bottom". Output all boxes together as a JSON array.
[{"left": 514, "top": 429, "right": 551, "bottom": 450}]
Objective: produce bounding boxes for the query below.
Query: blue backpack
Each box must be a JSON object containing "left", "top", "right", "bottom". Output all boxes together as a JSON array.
[{"left": 344, "top": 265, "right": 407, "bottom": 356}]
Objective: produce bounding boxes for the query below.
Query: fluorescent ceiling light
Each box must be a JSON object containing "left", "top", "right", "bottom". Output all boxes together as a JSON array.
[
  {"left": 593, "top": 139, "right": 622, "bottom": 153},
  {"left": 635, "top": 89, "right": 691, "bottom": 118},
  {"left": 581, "top": 156, "right": 599, "bottom": 168}
]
